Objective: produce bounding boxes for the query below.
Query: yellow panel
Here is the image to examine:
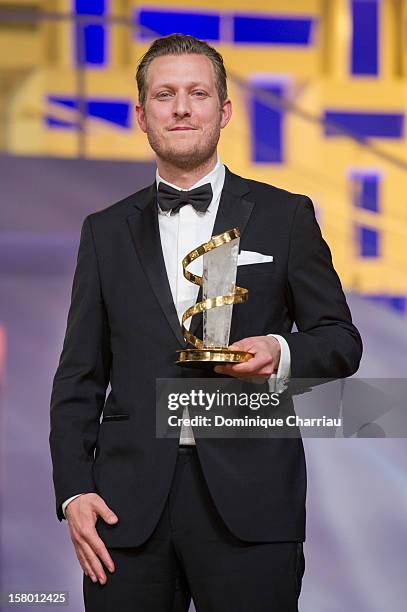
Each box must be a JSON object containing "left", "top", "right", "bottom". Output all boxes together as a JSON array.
[
  {"left": 0, "top": 32, "right": 42, "bottom": 68},
  {"left": 129, "top": 0, "right": 321, "bottom": 13},
  {"left": 1, "top": 0, "right": 407, "bottom": 297}
]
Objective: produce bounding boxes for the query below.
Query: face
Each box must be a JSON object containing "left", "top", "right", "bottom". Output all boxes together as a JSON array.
[{"left": 135, "top": 54, "right": 232, "bottom": 170}]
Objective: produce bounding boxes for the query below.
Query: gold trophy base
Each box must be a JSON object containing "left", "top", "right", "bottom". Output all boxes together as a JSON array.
[{"left": 176, "top": 348, "right": 253, "bottom": 368}]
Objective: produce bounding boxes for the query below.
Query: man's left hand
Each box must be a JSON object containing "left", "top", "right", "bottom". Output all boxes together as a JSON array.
[{"left": 214, "top": 336, "right": 281, "bottom": 383}]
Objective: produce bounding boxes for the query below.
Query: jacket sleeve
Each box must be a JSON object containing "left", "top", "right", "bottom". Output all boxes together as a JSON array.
[
  {"left": 280, "top": 196, "right": 363, "bottom": 378},
  {"left": 49, "top": 215, "right": 112, "bottom": 521}
]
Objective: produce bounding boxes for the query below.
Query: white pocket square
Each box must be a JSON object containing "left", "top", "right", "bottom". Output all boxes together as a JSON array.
[{"left": 237, "top": 250, "right": 274, "bottom": 265}]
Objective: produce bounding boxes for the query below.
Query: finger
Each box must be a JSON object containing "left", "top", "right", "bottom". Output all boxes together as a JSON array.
[
  {"left": 216, "top": 354, "right": 270, "bottom": 376},
  {"left": 234, "top": 355, "right": 269, "bottom": 372},
  {"left": 233, "top": 360, "right": 275, "bottom": 377},
  {"left": 81, "top": 527, "right": 116, "bottom": 573},
  {"left": 218, "top": 351, "right": 266, "bottom": 371},
  {"left": 90, "top": 536, "right": 116, "bottom": 574},
  {"left": 80, "top": 539, "right": 108, "bottom": 584},
  {"left": 75, "top": 546, "right": 98, "bottom": 583},
  {"left": 228, "top": 336, "right": 259, "bottom": 352}
]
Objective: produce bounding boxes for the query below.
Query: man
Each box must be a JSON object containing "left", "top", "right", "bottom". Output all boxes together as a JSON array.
[{"left": 50, "top": 34, "right": 362, "bottom": 611}]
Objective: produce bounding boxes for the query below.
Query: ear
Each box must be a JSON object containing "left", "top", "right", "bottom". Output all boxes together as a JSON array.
[
  {"left": 220, "top": 99, "right": 232, "bottom": 130},
  {"left": 135, "top": 103, "right": 147, "bottom": 133}
]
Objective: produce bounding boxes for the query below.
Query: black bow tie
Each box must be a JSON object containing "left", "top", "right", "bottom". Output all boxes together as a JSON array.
[{"left": 157, "top": 182, "right": 213, "bottom": 214}]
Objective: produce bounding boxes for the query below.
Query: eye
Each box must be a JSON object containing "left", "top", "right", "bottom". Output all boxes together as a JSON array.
[
  {"left": 193, "top": 91, "right": 207, "bottom": 97},
  {"left": 156, "top": 92, "right": 172, "bottom": 99}
]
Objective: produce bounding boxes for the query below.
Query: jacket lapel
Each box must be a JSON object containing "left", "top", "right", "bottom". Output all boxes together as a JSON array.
[
  {"left": 189, "top": 166, "right": 255, "bottom": 340},
  {"left": 126, "top": 182, "right": 187, "bottom": 347}
]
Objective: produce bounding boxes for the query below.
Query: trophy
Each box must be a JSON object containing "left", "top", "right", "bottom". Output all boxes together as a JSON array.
[{"left": 177, "top": 228, "right": 253, "bottom": 366}]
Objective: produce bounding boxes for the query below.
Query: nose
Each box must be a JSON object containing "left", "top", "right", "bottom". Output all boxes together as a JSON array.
[{"left": 173, "top": 91, "right": 192, "bottom": 118}]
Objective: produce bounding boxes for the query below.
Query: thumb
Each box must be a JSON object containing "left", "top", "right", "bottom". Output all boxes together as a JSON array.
[
  {"left": 96, "top": 499, "right": 119, "bottom": 524},
  {"left": 228, "top": 338, "right": 251, "bottom": 352}
]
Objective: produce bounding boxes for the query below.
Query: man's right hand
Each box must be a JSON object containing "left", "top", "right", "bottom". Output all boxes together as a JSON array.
[{"left": 65, "top": 493, "right": 118, "bottom": 585}]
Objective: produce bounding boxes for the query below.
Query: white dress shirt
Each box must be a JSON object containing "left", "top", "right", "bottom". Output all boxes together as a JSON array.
[{"left": 62, "top": 155, "right": 291, "bottom": 516}]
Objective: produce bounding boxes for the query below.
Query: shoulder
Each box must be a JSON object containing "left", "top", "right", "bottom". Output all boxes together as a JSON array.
[
  {"left": 249, "top": 177, "right": 309, "bottom": 207},
  {"left": 226, "top": 166, "right": 313, "bottom": 215}
]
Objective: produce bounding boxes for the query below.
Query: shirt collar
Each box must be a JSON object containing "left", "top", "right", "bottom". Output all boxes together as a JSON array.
[{"left": 156, "top": 155, "right": 225, "bottom": 216}]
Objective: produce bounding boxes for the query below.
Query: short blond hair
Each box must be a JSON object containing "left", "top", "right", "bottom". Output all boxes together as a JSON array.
[{"left": 136, "top": 34, "right": 228, "bottom": 109}]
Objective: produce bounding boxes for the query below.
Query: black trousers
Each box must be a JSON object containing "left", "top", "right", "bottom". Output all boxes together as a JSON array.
[{"left": 83, "top": 446, "right": 305, "bottom": 611}]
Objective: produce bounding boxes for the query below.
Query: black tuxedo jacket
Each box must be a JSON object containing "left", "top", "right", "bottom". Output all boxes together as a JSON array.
[{"left": 50, "top": 166, "right": 362, "bottom": 547}]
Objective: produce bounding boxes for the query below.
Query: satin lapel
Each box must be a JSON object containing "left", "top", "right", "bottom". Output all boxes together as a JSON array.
[
  {"left": 189, "top": 166, "right": 255, "bottom": 340},
  {"left": 127, "top": 183, "right": 186, "bottom": 347}
]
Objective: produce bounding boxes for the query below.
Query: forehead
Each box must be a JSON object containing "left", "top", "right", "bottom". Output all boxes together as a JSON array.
[{"left": 146, "top": 54, "right": 216, "bottom": 89}]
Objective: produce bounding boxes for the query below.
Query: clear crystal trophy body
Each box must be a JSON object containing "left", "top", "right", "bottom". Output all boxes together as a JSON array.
[{"left": 176, "top": 228, "right": 253, "bottom": 366}]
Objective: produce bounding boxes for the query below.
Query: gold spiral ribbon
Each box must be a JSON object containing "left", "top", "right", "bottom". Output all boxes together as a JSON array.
[{"left": 181, "top": 228, "right": 248, "bottom": 349}]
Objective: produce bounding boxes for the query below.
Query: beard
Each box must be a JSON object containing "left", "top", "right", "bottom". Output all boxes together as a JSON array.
[{"left": 145, "top": 118, "right": 221, "bottom": 172}]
